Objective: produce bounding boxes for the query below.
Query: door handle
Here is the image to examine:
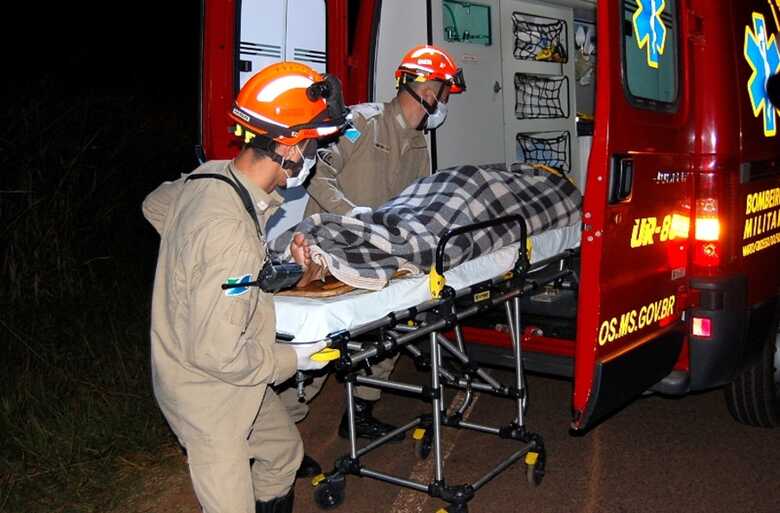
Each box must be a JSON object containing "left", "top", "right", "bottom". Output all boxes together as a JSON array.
[
  {"left": 609, "top": 156, "right": 634, "bottom": 203},
  {"left": 494, "top": 80, "right": 502, "bottom": 93}
]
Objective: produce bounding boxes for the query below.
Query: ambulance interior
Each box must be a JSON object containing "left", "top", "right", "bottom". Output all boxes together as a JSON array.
[
  {"left": 374, "top": 0, "right": 597, "bottom": 188},
  {"left": 248, "top": 0, "right": 601, "bottom": 242},
  {"left": 370, "top": 0, "right": 677, "bottom": 374},
  {"left": 371, "top": 0, "right": 601, "bottom": 372}
]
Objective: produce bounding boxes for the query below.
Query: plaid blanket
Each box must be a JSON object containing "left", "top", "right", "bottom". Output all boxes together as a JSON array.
[{"left": 272, "top": 163, "right": 581, "bottom": 290}]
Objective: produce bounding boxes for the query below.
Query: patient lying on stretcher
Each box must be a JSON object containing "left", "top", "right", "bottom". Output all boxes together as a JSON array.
[{"left": 273, "top": 162, "right": 581, "bottom": 292}]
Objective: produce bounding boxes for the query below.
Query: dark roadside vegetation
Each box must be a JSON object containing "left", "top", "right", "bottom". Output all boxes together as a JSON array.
[{"left": 1, "top": 6, "right": 199, "bottom": 511}]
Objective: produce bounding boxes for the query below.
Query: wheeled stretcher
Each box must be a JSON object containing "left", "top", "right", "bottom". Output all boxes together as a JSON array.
[{"left": 275, "top": 215, "right": 580, "bottom": 512}]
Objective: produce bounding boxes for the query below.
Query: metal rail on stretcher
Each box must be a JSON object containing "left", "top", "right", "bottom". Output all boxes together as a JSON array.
[{"left": 286, "top": 215, "right": 577, "bottom": 513}]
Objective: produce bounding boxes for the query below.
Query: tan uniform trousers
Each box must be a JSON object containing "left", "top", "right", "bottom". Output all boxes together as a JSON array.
[
  {"left": 280, "top": 354, "right": 399, "bottom": 423},
  {"left": 184, "top": 389, "right": 302, "bottom": 511}
]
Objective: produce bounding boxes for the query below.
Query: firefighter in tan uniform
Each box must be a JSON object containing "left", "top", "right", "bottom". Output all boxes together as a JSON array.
[
  {"left": 143, "top": 62, "right": 349, "bottom": 513},
  {"left": 280, "top": 45, "right": 466, "bottom": 476}
]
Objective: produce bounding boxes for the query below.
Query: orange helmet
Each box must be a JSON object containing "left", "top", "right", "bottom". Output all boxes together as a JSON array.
[
  {"left": 229, "top": 61, "right": 350, "bottom": 146},
  {"left": 395, "top": 45, "right": 466, "bottom": 94}
]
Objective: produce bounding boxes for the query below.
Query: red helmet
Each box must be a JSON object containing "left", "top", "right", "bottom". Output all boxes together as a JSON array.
[
  {"left": 395, "top": 45, "right": 466, "bottom": 93},
  {"left": 229, "top": 61, "right": 349, "bottom": 146}
]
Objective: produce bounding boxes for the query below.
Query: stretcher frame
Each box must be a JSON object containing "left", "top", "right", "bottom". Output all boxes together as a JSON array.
[{"left": 294, "top": 215, "right": 577, "bottom": 513}]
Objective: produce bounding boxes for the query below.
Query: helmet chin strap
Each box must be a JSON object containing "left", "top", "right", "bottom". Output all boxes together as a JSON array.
[
  {"left": 249, "top": 136, "right": 303, "bottom": 173},
  {"left": 279, "top": 147, "right": 304, "bottom": 177},
  {"left": 402, "top": 82, "right": 446, "bottom": 130}
]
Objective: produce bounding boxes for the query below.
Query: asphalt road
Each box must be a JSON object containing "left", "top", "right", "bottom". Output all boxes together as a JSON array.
[{"left": 293, "top": 356, "right": 780, "bottom": 513}]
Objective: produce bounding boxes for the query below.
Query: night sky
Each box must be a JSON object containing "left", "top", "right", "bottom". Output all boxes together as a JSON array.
[
  {"left": 3, "top": 1, "right": 201, "bottom": 164},
  {"left": 2, "top": 2, "right": 203, "bottom": 252},
  {"left": 5, "top": 3, "right": 200, "bottom": 98}
]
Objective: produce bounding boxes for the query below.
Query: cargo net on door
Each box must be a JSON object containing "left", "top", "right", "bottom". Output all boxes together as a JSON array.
[
  {"left": 515, "top": 74, "right": 570, "bottom": 119},
  {"left": 516, "top": 131, "right": 570, "bottom": 173},
  {"left": 512, "top": 13, "right": 568, "bottom": 63}
]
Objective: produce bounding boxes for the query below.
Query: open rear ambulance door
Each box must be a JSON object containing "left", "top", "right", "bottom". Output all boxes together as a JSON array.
[
  {"left": 200, "top": 0, "right": 328, "bottom": 239},
  {"left": 573, "top": 0, "right": 693, "bottom": 431}
]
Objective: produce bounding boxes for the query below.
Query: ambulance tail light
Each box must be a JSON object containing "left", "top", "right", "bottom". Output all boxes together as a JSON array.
[
  {"left": 693, "top": 197, "right": 721, "bottom": 268},
  {"left": 691, "top": 316, "right": 712, "bottom": 338}
]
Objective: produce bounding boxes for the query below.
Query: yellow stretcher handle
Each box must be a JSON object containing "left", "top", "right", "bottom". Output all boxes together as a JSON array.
[
  {"left": 310, "top": 347, "right": 341, "bottom": 362},
  {"left": 429, "top": 267, "right": 446, "bottom": 298}
]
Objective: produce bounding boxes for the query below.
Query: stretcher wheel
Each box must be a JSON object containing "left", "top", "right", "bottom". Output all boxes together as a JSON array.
[
  {"left": 413, "top": 428, "right": 433, "bottom": 460},
  {"left": 524, "top": 449, "right": 545, "bottom": 487},
  {"left": 313, "top": 476, "right": 345, "bottom": 509}
]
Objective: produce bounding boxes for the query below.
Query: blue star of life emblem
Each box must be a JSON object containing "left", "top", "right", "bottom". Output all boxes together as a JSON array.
[
  {"left": 744, "top": 12, "right": 780, "bottom": 137},
  {"left": 224, "top": 274, "right": 252, "bottom": 296},
  {"left": 632, "top": 0, "right": 667, "bottom": 69}
]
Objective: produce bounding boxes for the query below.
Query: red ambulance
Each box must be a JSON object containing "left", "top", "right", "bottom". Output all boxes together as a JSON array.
[{"left": 199, "top": 0, "right": 780, "bottom": 431}]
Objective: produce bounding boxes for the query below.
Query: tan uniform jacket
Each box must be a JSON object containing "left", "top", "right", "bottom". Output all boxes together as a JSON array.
[
  {"left": 304, "top": 96, "right": 430, "bottom": 217},
  {"left": 143, "top": 160, "right": 297, "bottom": 444}
]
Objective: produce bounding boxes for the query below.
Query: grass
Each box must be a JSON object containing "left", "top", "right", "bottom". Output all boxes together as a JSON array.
[{"left": 0, "top": 75, "right": 197, "bottom": 513}]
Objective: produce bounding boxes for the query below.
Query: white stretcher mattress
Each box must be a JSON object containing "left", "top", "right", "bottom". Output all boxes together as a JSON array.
[{"left": 275, "top": 224, "right": 581, "bottom": 343}]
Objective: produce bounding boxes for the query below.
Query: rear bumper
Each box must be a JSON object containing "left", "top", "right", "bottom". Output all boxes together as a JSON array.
[{"left": 688, "top": 275, "right": 748, "bottom": 390}]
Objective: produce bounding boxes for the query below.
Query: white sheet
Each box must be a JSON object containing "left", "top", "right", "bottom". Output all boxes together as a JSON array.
[{"left": 275, "top": 224, "right": 581, "bottom": 342}]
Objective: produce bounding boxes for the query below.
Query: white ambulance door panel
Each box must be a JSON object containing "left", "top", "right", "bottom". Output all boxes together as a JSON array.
[
  {"left": 499, "top": 0, "right": 578, "bottom": 175},
  {"left": 430, "top": 0, "right": 505, "bottom": 169},
  {"left": 285, "top": 0, "right": 327, "bottom": 72},
  {"left": 237, "top": 0, "right": 325, "bottom": 241},
  {"left": 268, "top": 0, "right": 327, "bottom": 241},
  {"left": 374, "top": 0, "right": 428, "bottom": 103},
  {"left": 238, "top": 0, "right": 285, "bottom": 88}
]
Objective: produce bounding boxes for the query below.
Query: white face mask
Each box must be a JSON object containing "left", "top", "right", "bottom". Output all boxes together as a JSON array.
[
  {"left": 284, "top": 144, "right": 316, "bottom": 188},
  {"left": 425, "top": 101, "right": 448, "bottom": 130}
]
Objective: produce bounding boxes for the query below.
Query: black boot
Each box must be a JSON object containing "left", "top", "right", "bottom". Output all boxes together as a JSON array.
[
  {"left": 256, "top": 488, "right": 294, "bottom": 513},
  {"left": 338, "top": 397, "right": 404, "bottom": 442},
  {"left": 296, "top": 453, "right": 322, "bottom": 479}
]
